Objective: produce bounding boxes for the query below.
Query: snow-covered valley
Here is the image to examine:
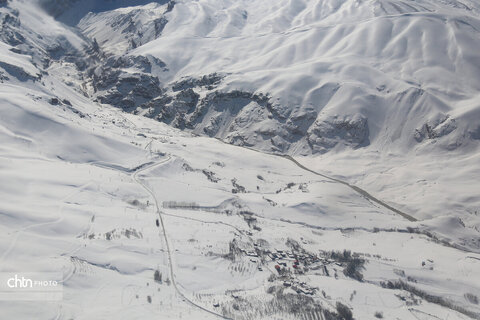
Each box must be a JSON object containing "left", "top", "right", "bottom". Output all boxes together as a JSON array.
[{"left": 0, "top": 0, "right": 480, "bottom": 319}]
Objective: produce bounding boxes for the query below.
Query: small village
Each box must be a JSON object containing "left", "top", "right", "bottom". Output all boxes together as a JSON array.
[{"left": 237, "top": 239, "right": 360, "bottom": 298}]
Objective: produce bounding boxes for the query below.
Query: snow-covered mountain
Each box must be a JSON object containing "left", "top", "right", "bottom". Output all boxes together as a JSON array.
[
  {"left": 74, "top": 0, "right": 480, "bottom": 154},
  {"left": 1, "top": 0, "right": 480, "bottom": 319}
]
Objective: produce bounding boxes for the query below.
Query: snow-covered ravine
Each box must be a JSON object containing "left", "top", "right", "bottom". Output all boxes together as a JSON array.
[{"left": 0, "top": 0, "right": 480, "bottom": 319}]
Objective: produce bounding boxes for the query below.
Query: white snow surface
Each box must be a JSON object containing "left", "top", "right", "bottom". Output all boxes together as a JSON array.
[
  {"left": 0, "top": 0, "right": 479, "bottom": 319},
  {"left": 130, "top": 0, "right": 480, "bottom": 150},
  {"left": 72, "top": 0, "right": 480, "bottom": 229}
]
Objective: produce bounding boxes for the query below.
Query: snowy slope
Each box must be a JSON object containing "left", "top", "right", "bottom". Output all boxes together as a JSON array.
[
  {"left": 67, "top": 0, "right": 480, "bottom": 249},
  {"left": 2, "top": 70, "right": 480, "bottom": 319},
  {"left": 82, "top": 0, "right": 480, "bottom": 154},
  {"left": 1, "top": 0, "right": 480, "bottom": 319}
]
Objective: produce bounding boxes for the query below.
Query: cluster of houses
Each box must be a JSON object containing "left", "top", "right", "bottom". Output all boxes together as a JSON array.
[
  {"left": 238, "top": 244, "right": 331, "bottom": 296},
  {"left": 268, "top": 249, "right": 322, "bottom": 269},
  {"left": 241, "top": 243, "right": 328, "bottom": 270},
  {"left": 232, "top": 238, "right": 365, "bottom": 297}
]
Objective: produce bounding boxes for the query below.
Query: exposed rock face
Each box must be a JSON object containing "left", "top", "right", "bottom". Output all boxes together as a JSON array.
[
  {"left": 414, "top": 116, "right": 457, "bottom": 143},
  {"left": 95, "top": 72, "right": 162, "bottom": 110},
  {"left": 0, "top": 11, "right": 24, "bottom": 46},
  {"left": 307, "top": 117, "right": 370, "bottom": 154},
  {"left": 87, "top": 55, "right": 166, "bottom": 110},
  {"left": 0, "top": 61, "right": 37, "bottom": 81},
  {"left": 105, "top": 55, "right": 166, "bottom": 73},
  {"left": 172, "top": 73, "right": 224, "bottom": 92}
]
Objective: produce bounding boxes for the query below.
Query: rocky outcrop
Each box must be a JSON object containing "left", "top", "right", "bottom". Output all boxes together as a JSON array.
[
  {"left": 414, "top": 115, "right": 457, "bottom": 142},
  {"left": 95, "top": 72, "right": 162, "bottom": 110},
  {"left": 87, "top": 54, "right": 167, "bottom": 111},
  {"left": 0, "top": 61, "right": 37, "bottom": 81},
  {"left": 172, "top": 73, "right": 224, "bottom": 92},
  {"left": 307, "top": 116, "right": 370, "bottom": 154},
  {"left": 0, "top": 10, "right": 25, "bottom": 46}
]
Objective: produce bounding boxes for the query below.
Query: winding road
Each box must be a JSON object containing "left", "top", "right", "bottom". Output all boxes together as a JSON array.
[{"left": 132, "top": 158, "right": 231, "bottom": 320}]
